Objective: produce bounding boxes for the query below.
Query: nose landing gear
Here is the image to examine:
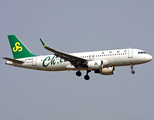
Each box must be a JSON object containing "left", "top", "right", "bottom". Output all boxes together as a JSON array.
[{"left": 130, "top": 65, "right": 135, "bottom": 74}]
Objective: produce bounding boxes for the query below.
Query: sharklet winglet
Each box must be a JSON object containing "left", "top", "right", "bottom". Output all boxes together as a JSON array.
[{"left": 40, "top": 38, "right": 47, "bottom": 48}]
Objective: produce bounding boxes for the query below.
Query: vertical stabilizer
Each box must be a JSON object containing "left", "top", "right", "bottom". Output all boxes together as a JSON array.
[{"left": 8, "top": 35, "right": 36, "bottom": 59}]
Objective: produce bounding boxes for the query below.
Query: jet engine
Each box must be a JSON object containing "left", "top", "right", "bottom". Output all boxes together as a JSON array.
[
  {"left": 87, "top": 60, "right": 103, "bottom": 69},
  {"left": 94, "top": 67, "right": 115, "bottom": 75},
  {"left": 87, "top": 60, "right": 109, "bottom": 69}
]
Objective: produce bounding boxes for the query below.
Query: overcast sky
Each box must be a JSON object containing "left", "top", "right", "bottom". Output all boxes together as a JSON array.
[{"left": 0, "top": 0, "right": 154, "bottom": 120}]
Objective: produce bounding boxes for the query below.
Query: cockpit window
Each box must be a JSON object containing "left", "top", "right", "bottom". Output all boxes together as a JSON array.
[
  {"left": 138, "top": 51, "right": 146, "bottom": 54},
  {"left": 142, "top": 52, "right": 146, "bottom": 54}
]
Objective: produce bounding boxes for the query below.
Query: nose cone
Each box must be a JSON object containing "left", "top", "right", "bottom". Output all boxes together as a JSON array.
[{"left": 147, "top": 54, "right": 153, "bottom": 61}]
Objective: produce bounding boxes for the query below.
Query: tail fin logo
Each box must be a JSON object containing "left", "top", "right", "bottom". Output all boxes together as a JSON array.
[{"left": 13, "top": 42, "right": 23, "bottom": 52}]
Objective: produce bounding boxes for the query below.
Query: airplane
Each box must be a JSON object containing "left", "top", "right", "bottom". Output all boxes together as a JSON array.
[{"left": 3, "top": 35, "right": 153, "bottom": 80}]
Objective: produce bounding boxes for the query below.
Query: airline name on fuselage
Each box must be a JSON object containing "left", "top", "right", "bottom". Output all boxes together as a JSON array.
[{"left": 42, "top": 56, "right": 65, "bottom": 67}]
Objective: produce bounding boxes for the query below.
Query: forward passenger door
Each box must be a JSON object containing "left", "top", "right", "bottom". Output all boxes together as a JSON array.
[{"left": 128, "top": 49, "right": 133, "bottom": 58}]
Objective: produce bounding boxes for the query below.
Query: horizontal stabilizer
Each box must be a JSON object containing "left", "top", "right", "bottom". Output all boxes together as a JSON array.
[{"left": 2, "top": 57, "right": 24, "bottom": 64}]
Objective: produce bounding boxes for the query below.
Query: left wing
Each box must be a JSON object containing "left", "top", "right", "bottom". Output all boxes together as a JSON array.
[{"left": 40, "top": 39, "right": 87, "bottom": 67}]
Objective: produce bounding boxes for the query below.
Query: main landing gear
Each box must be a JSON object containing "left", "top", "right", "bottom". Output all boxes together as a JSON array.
[
  {"left": 84, "top": 70, "right": 91, "bottom": 80},
  {"left": 130, "top": 65, "right": 135, "bottom": 74},
  {"left": 76, "top": 71, "right": 82, "bottom": 76},
  {"left": 76, "top": 70, "right": 91, "bottom": 80}
]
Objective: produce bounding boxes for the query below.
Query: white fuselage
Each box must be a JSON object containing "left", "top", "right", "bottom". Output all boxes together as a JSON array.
[{"left": 6, "top": 48, "right": 152, "bottom": 71}]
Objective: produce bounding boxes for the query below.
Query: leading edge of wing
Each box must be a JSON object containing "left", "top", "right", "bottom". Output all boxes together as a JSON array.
[{"left": 39, "top": 38, "right": 86, "bottom": 63}]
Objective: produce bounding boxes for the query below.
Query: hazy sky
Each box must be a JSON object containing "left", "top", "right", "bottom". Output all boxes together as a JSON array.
[{"left": 0, "top": 0, "right": 154, "bottom": 120}]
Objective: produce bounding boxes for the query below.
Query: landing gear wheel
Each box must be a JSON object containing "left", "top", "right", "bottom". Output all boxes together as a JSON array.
[
  {"left": 84, "top": 75, "right": 90, "bottom": 80},
  {"left": 76, "top": 71, "right": 82, "bottom": 77},
  {"left": 130, "top": 65, "right": 135, "bottom": 74},
  {"left": 131, "top": 70, "right": 135, "bottom": 74}
]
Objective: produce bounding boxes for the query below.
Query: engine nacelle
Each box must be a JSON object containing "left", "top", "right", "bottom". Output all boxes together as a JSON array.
[
  {"left": 87, "top": 60, "right": 109, "bottom": 69},
  {"left": 94, "top": 67, "right": 115, "bottom": 75},
  {"left": 87, "top": 60, "right": 102, "bottom": 69}
]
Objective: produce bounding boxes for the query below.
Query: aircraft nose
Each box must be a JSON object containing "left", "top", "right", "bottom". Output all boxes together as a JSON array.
[{"left": 147, "top": 54, "right": 153, "bottom": 61}]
